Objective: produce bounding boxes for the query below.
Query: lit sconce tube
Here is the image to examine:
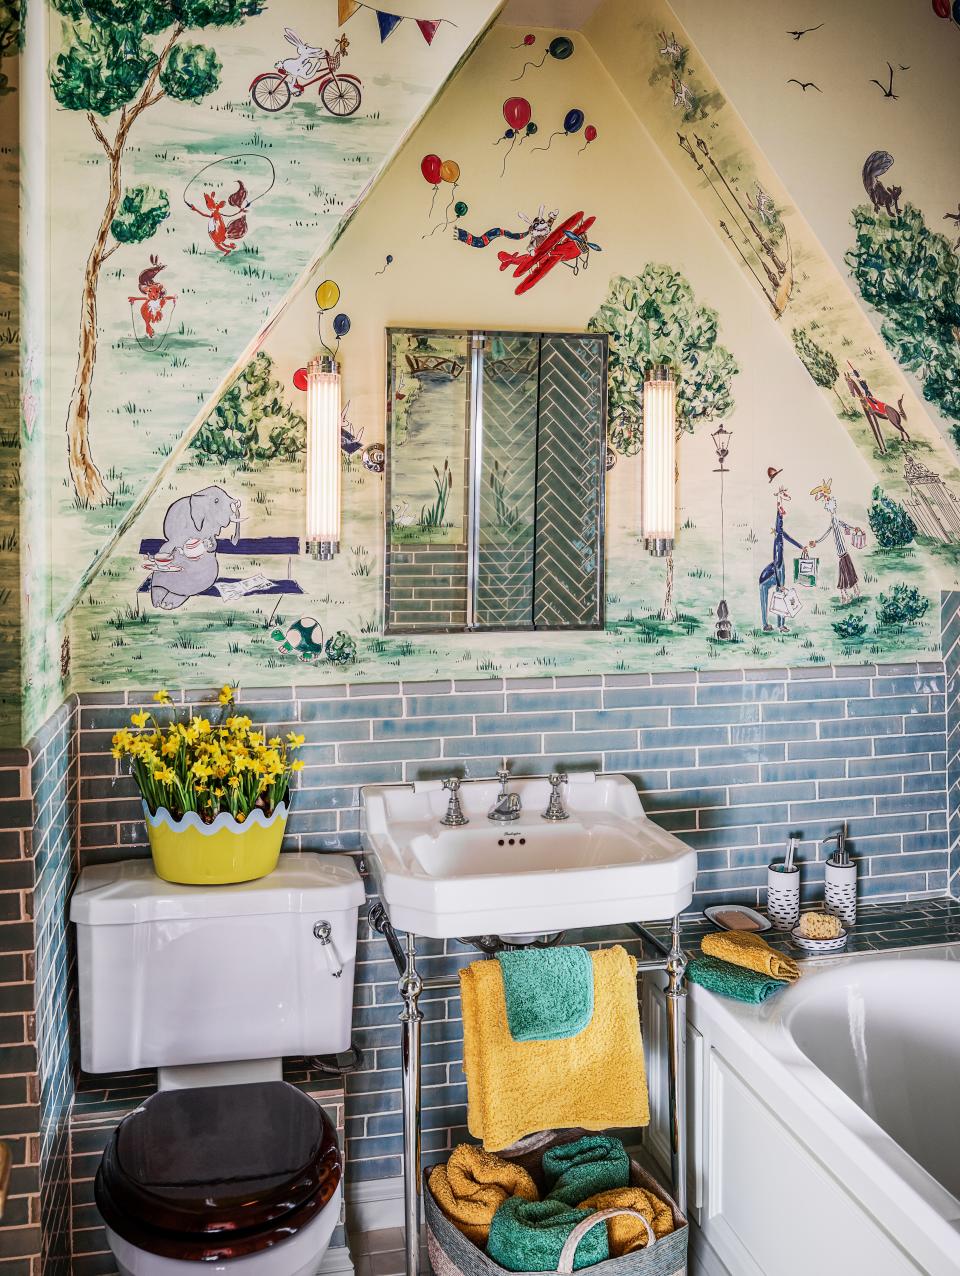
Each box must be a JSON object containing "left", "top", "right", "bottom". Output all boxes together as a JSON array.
[
  {"left": 642, "top": 363, "right": 677, "bottom": 556},
  {"left": 305, "top": 355, "right": 341, "bottom": 561}
]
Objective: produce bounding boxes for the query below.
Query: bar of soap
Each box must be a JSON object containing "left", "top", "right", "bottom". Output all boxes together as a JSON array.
[
  {"left": 798, "top": 911, "right": 843, "bottom": 939},
  {"left": 714, "top": 910, "right": 761, "bottom": 931}
]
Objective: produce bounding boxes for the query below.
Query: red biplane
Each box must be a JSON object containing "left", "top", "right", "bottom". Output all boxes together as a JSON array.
[{"left": 496, "top": 212, "right": 601, "bottom": 295}]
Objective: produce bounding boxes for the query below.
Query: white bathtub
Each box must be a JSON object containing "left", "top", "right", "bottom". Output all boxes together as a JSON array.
[{"left": 644, "top": 945, "right": 960, "bottom": 1276}]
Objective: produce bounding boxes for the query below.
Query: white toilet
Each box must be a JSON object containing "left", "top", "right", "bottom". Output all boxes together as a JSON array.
[{"left": 70, "top": 853, "right": 365, "bottom": 1276}]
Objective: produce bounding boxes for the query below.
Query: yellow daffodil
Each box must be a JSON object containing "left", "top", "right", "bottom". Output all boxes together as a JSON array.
[
  {"left": 131, "top": 710, "right": 151, "bottom": 728},
  {"left": 286, "top": 732, "right": 305, "bottom": 749},
  {"left": 291, "top": 759, "right": 304, "bottom": 773},
  {"left": 153, "top": 689, "right": 172, "bottom": 705},
  {"left": 218, "top": 685, "right": 235, "bottom": 706}
]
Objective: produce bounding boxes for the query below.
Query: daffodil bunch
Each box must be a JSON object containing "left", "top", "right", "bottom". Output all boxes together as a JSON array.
[{"left": 112, "top": 686, "right": 305, "bottom": 824}]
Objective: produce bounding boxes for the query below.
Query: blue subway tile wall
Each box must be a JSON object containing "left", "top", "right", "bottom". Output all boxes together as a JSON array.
[
  {"left": 72, "top": 661, "right": 949, "bottom": 1181},
  {"left": 943, "top": 591, "right": 960, "bottom": 898}
]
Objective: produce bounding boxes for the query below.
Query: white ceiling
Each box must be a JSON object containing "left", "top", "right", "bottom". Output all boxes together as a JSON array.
[{"left": 497, "top": 0, "right": 605, "bottom": 30}]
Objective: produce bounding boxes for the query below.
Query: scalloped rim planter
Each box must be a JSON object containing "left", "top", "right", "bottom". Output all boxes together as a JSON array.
[{"left": 143, "top": 801, "right": 289, "bottom": 885}]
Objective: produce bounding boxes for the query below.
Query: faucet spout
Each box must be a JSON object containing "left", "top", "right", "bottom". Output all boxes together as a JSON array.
[{"left": 488, "top": 765, "right": 522, "bottom": 822}]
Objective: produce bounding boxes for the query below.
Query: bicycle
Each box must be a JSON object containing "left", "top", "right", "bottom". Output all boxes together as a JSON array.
[{"left": 250, "top": 56, "right": 363, "bottom": 116}]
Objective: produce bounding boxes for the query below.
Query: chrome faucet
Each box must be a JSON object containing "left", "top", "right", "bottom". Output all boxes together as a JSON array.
[
  {"left": 440, "top": 777, "right": 468, "bottom": 827},
  {"left": 542, "top": 772, "right": 569, "bottom": 821},
  {"left": 488, "top": 766, "right": 521, "bottom": 822},
  {"left": 820, "top": 822, "right": 850, "bottom": 866}
]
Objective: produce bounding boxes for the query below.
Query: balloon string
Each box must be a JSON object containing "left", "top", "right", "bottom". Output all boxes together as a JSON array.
[
  {"left": 577, "top": 140, "right": 588, "bottom": 154},
  {"left": 375, "top": 260, "right": 390, "bottom": 275},
  {"left": 499, "top": 134, "right": 516, "bottom": 179},
  {"left": 428, "top": 184, "right": 439, "bottom": 217},
  {"left": 512, "top": 51, "right": 547, "bottom": 80},
  {"left": 317, "top": 315, "right": 335, "bottom": 358},
  {"left": 532, "top": 132, "right": 561, "bottom": 153}
]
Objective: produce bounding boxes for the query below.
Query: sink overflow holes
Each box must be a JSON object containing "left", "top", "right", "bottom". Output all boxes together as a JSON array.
[{"left": 497, "top": 837, "right": 526, "bottom": 847}]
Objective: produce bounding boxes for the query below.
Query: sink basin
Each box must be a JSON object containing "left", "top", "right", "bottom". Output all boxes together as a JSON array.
[{"left": 360, "top": 774, "right": 697, "bottom": 939}]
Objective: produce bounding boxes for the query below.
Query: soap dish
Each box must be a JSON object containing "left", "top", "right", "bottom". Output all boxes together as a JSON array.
[
  {"left": 703, "top": 904, "right": 771, "bottom": 933},
  {"left": 790, "top": 924, "right": 848, "bottom": 953}
]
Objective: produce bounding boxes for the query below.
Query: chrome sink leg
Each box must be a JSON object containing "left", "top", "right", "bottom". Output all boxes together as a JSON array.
[
  {"left": 400, "top": 931, "right": 423, "bottom": 1276},
  {"left": 665, "top": 914, "right": 688, "bottom": 1215}
]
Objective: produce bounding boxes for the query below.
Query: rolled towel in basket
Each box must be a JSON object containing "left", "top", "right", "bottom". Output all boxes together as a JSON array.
[
  {"left": 687, "top": 953, "right": 786, "bottom": 1004},
  {"left": 701, "top": 929, "right": 800, "bottom": 983},
  {"left": 487, "top": 1197, "right": 609, "bottom": 1272},
  {"left": 543, "top": 1133, "right": 630, "bottom": 1206},
  {"left": 460, "top": 945, "right": 649, "bottom": 1151},
  {"left": 577, "top": 1186, "right": 675, "bottom": 1254},
  {"left": 426, "top": 1144, "right": 538, "bottom": 1246}
]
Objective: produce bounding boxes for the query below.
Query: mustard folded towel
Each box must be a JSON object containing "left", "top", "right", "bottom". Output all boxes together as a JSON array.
[
  {"left": 578, "top": 1186, "right": 675, "bottom": 1255},
  {"left": 460, "top": 945, "right": 649, "bottom": 1152},
  {"left": 426, "top": 1144, "right": 538, "bottom": 1246},
  {"left": 701, "top": 929, "right": 800, "bottom": 983}
]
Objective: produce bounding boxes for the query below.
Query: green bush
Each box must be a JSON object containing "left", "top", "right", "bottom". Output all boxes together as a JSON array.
[
  {"left": 876, "top": 582, "right": 929, "bottom": 627},
  {"left": 832, "top": 613, "right": 868, "bottom": 641},
  {"left": 867, "top": 486, "right": 916, "bottom": 549},
  {"left": 192, "top": 352, "right": 305, "bottom": 464}
]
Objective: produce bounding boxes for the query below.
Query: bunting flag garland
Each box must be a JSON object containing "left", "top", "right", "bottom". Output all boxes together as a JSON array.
[{"left": 336, "top": 0, "right": 455, "bottom": 43}]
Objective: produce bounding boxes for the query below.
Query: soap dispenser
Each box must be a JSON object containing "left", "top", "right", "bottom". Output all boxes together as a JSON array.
[{"left": 822, "top": 823, "right": 856, "bottom": 928}]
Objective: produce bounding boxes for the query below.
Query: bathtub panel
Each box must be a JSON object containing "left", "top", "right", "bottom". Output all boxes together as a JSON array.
[{"left": 705, "top": 1048, "right": 922, "bottom": 1276}]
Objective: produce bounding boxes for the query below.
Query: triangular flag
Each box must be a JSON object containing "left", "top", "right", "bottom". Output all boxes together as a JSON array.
[
  {"left": 338, "top": 0, "right": 362, "bottom": 24},
  {"left": 416, "top": 18, "right": 441, "bottom": 44},
  {"left": 375, "top": 10, "right": 404, "bottom": 41}
]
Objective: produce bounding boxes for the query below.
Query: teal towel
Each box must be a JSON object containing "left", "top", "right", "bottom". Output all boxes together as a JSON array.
[
  {"left": 496, "top": 945, "right": 594, "bottom": 1042},
  {"left": 542, "top": 1134, "right": 630, "bottom": 1206},
  {"left": 687, "top": 954, "right": 787, "bottom": 1004},
  {"left": 487, "top": 1197, "right": 608, "bottom": 1272}
]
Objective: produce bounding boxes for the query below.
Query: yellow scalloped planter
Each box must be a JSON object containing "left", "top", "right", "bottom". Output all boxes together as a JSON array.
[{"left": 143, "top": 801, "right": 289, "bottom": 885}]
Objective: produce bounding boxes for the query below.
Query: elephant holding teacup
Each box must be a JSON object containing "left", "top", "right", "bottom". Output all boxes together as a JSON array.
[{"left": 149, "top": 486, "right": 241, "bottom": 610}]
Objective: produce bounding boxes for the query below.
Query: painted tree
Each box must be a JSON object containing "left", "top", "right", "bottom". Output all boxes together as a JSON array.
[
  {"left": 846, "top": 201, "right": 960, "bottom": 431},
  {"left": 0, "top": 2, "right": 21, "bottom": 95},
  {"left": 191, "top": 352, "right": 306, "bottom": 464},
  {"left": 792, "top": 326, "right": 848, "bottom": 415},
  {"left": 50, "top": 0, "right": 265, "bottom": 505},
  {"left": 588, "top": 266, "right": 738, "bottom": 620}
]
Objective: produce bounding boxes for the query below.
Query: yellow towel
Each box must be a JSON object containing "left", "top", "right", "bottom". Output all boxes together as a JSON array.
[
  {"left": 427, "top": 1144, "right": 538, "bottom": 1246},
  {"left": 460, "top": 945, "right": 649, "bottom": 1152},
  {"left": 701, "top": 930, "right": 800, "bottom": 983},
  {"left": 578, "top": 1186, "right": 675, "bottom": 1254}
]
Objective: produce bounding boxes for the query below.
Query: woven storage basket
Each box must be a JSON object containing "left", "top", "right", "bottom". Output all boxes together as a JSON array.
[{"left": 423, "top": 1157, "right": 687, "bottom": 1276}]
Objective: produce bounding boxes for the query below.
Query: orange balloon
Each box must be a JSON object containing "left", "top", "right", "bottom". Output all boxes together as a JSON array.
[{"left": 439, "top": 159, "right": 460, "bottom": 184}]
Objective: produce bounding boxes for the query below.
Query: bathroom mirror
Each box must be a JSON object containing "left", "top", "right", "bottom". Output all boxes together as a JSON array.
[{"left": 384, "top": 328, "right": 607, "bottom": 633}]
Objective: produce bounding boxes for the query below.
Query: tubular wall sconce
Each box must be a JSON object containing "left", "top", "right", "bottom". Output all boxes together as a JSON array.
[
  {"left": 305, "top": 354, "right": 341, "bottom": 561},
  {"left": 642, "top": 363, "right": 677, "bottom": 557}
]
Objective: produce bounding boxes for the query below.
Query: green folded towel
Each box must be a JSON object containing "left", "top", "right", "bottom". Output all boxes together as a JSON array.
[
  {"left": 496, "top": 945, "right": 594, "bottom": 1042},
  {"left": 542, "top": 1133, "right": 629, "bottom": 1206},
  {"left": 487, "top": 1197, "right": 608, "bottom": 1272},
  {"left": 687, "top": 953, "right": 787, "bottom": 1004}
]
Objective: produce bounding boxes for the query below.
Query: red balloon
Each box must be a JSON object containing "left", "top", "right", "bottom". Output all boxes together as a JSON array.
[
  {"left": 933, "top": 0, "right": 950, "bottom": 15},
  {"left": 523, "top": 33, "right": 535, "bottom": 45},
  {"left": 502, "top": 96, "right": 532, "bottom": 131},
  {"left": 420, "top": 153, "right": 442, "bottom": 185},
  {"left": 293, "top": 367, "right": 308, "bottom": 392},
  {"left": 584, "top": 124, "right": 598, "bottom": 143}
]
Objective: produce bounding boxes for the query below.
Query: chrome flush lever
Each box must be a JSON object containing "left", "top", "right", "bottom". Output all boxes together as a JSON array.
[
  {"left": 313, "top": 920, "right": 343, "bottom": 978},
  {"left": 542, "top": 772, "right": 569, "bottom": 821}
]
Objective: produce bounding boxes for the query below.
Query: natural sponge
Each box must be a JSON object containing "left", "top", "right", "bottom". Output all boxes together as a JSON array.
[{"left": 798, "top": 911, "right": 843, "bottom": 939}]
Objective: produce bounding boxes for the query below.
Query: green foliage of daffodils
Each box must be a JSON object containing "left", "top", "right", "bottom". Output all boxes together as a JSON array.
[
  {"left": 191, "top": 353, "right": 306, "bottom": 465},
  {"left": 588, "top": 266, "right": 739, "bottom": 456}
]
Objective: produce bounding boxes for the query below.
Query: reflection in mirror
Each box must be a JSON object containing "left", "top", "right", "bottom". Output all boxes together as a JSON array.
[{"left": 385, "top": 329, "right": 607, "bottom": 634}]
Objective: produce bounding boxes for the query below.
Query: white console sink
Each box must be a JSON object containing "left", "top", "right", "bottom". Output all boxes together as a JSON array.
[{"left": 360, "top": 774, "right": 696, "bottom": 938}]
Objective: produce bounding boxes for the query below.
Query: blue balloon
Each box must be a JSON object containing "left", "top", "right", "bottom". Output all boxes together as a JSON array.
[
  {"left": 333, "top": 312, "right": 351, "bottom": 338},
  {"left": 563, "top": 108, "right": 585, "bottom": 135},
  {"left": 386, "top": 254, "right": 394, "bottom": 264}
]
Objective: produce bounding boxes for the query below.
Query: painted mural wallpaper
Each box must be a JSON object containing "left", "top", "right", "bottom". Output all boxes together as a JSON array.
[{"left": 10, "top": 0, "right": 960, "bottom": 741}]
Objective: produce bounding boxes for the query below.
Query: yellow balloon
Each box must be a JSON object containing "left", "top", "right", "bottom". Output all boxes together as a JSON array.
[
  {"left": 439, "top": 159, "right": 460, "bottom": 185},
  {"left": 316, "top": 279, "right": 340, "bottom": 311}
]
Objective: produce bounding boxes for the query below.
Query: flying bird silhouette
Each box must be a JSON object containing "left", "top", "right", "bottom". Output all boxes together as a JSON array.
[
  {"left": 944, "top": 204, "right": 960, "bottom": 225},
  {"left": 870, "top": 62, "right": 899, "bottom": 99},
  {"left": 786, "top": 23, "right": 824, "bottom": 39},
  {"left": 787, "top": 78, "right": 822, "bottom": 92}
]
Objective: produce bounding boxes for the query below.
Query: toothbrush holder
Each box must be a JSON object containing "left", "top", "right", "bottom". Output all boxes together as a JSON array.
[
  {"left": 825, "top": 857, "right": 857, "bottom": 928},
  {"left": 767, "top": 862, "right": 800, "bottom": 931}
]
